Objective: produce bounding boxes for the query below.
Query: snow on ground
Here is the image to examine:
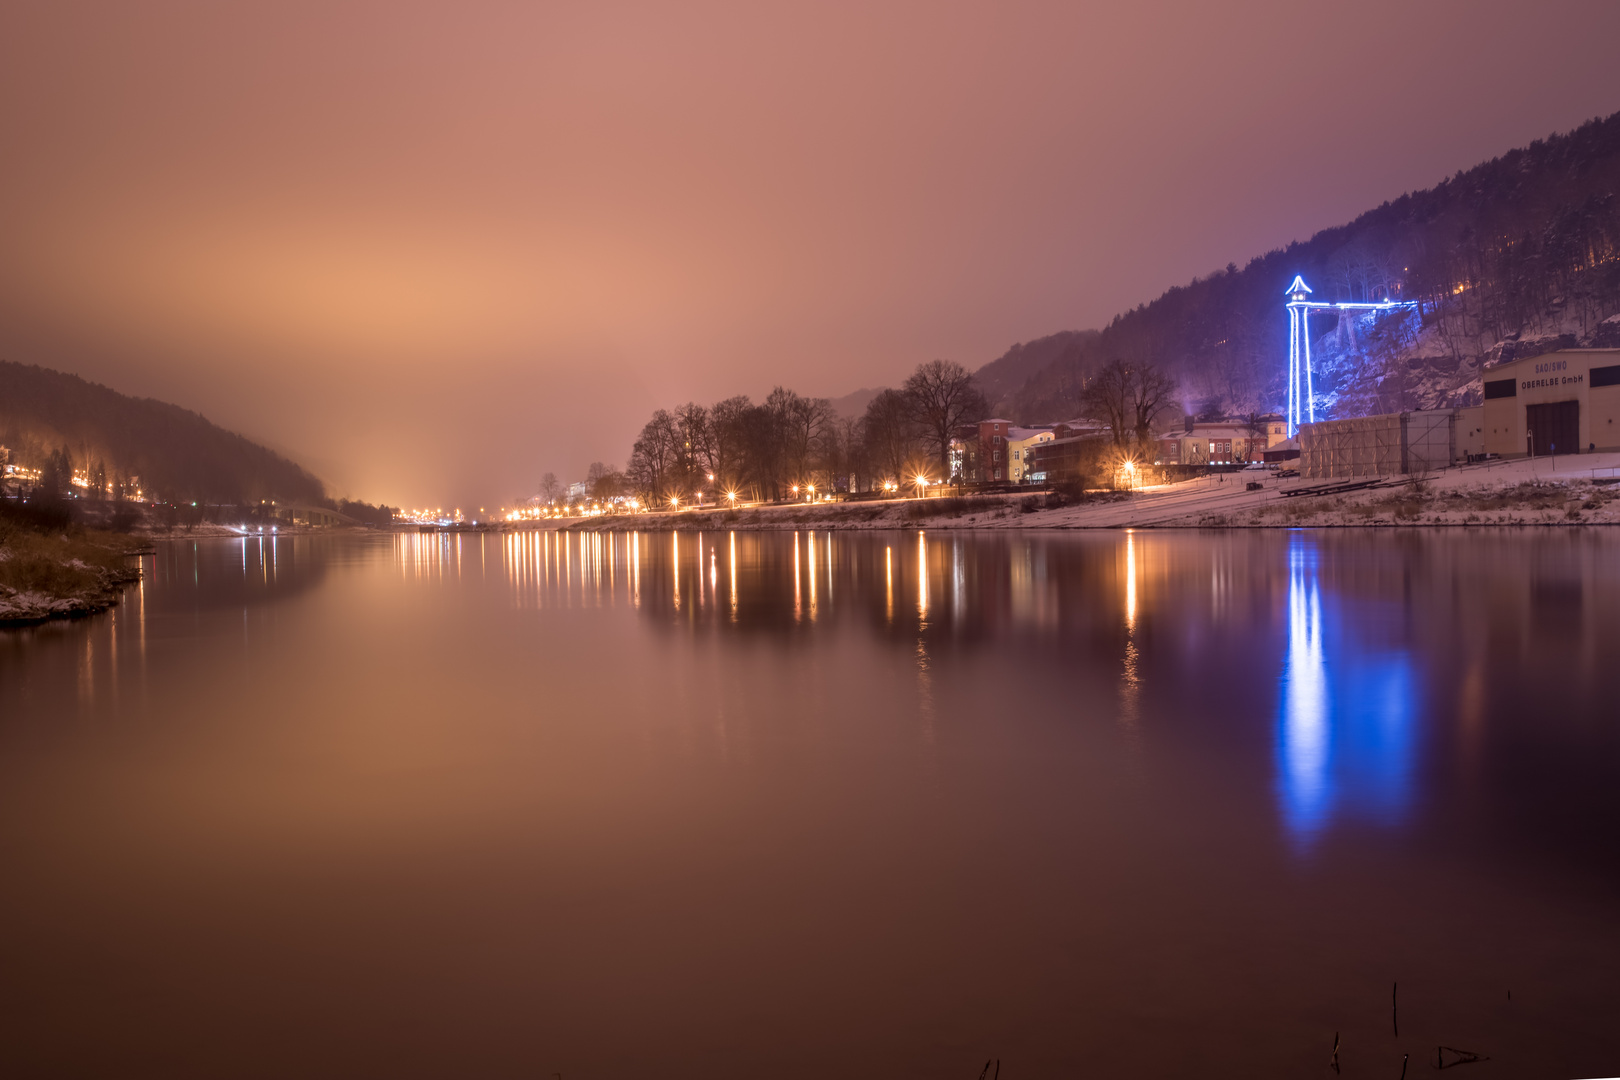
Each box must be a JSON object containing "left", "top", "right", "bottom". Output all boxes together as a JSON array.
[
  {"left": 1014, "top": 453, "right": 1620, "bottom": 529},
  {"left": 570, "top": 455, "right": 1620, "bottom": 534}
]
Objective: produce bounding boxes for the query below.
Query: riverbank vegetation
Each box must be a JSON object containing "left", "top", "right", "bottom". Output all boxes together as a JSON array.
[{"left": 0, "top": 502, "right": 144, "bottom": 626}]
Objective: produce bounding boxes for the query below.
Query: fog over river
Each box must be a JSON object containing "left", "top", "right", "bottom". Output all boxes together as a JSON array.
[{"left": 1, "top": 529, "right": 1617, "bottom": 1078}]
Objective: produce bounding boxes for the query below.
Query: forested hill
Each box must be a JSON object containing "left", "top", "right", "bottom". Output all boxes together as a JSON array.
[
  {"left": 0, "top": 360, "right": 327, "bottom": 504},
  {"left": 984, "top": 111, "right": 1620, "bottom": 424}
]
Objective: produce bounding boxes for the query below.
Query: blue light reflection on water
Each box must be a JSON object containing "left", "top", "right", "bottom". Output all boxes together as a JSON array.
[{"left": 1277, "top": 533, "right": 1419, "bottom": 846}]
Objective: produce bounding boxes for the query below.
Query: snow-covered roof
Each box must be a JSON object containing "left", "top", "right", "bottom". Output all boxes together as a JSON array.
[{"left": 1007, "top": 426, "right": 1053, "bottom": 441}]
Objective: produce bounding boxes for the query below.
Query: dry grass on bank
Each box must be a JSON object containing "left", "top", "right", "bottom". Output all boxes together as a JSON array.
[
  {"left": 1243, "top": 478, "right": 1619, "bottom": 527},
  {"left": 0, "top": 522, "right": 143, "bottom": 619}
]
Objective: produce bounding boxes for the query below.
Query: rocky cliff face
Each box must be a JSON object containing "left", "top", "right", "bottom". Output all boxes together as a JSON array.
[{"left": 1309, "top": 301, "right": 1620, "bottom": 422}]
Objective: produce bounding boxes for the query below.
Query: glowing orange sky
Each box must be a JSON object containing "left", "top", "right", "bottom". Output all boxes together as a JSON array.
[{"left": 2, "top": 1, "right": 1617, "bottom": 507}]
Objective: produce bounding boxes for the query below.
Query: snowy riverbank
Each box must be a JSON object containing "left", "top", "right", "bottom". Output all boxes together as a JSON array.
[
  {"left": 562, "top": 453, "right": 1620, "bottom": 532},
  {"left": 0, "top": 527, "right": 146, "bottom": 627}
]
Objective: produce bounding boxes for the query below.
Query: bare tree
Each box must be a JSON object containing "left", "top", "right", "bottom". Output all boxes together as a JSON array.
[
  {"left": 1078, "top": 363, "right": 1131, "bottom": 448},
  {"left": 626, "top": 409, "right": 682, "bottom": 501},
  {"left": 539, "top": 472, "right": 561, "bottom": 504},
  {"left": 588, "top": 463, "right": 626, "bottom": 501},
  {"left": 860, "top": 388, "right": 922, "bottom": 486},
  {"left": 765, "top": 387, "right": 833, "bottom": 490},
  {"left": 1080, "top": 359, "right": 1178, "bottom": 451},
  {"left": 673, "top": 402, "right": 713, "bottom": 489},
  {"left": 903, "top": 360, "right": 988, "bottom": 476},
  {"left": 708, "top": 395, "right": 752, "bottom": 491}
]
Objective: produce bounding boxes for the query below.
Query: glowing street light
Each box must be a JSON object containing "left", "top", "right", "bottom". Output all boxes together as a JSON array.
[
  {"left": 670, "top": 495, "right": 680, "bottom": 509},
  {"left": 725, "top": 491, "right": 738, "bottom": 503}
]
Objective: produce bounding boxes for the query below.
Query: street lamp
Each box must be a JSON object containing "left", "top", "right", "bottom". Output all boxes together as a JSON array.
[
  {"left": 670, "top": 495, "right": 680, "bottom": 509},
  {"left": 913, "top": 473, "right": 929, "bottom": 497},
  {"left": 725, "top": 490, "right": 738, "bottom": 503}
]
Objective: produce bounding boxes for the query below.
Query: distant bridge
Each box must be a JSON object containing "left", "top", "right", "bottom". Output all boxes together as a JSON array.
[{"left": 274, "top": 503, "right": 361, "bottom": 527}]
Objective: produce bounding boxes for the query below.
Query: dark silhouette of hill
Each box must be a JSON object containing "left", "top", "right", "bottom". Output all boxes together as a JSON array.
[
  {"left": 985, "top": 111, "right": 1620, "bottom": 424},
  {"left": 971, "top": 330, "right": 1097, "bottom": 417},
  {"left": 0, "top": 360, "right": 327, "bottom": 504},
  {"left": 827, "top": 387, "right": 882, "bottom": 420}
]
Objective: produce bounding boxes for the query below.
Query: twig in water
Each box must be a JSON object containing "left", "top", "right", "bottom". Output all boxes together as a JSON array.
[
  {"left": 1399, "top": 1052, "right": 1408, "bottom": 1079},
  {"left": 1437, "top": 1046, "right": 1486, "bottom": 1069},
  {"left": 1330, "top": 1031, "right": 1340, "bottom": 1074},
  {"left": 978, "top": 1060, "right": 991, "bottom": 1080},
  {"left": 994, "top": 1060, "right": 1000, "bottom": 1080}
]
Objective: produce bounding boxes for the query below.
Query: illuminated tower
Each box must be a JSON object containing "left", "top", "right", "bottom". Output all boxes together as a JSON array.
[
  {"left": 1284, "top": 275, "right": 1416, "bottom": 439},
  {"left": 1285, "top": 275, "right": 1315, "bottom": 438}
]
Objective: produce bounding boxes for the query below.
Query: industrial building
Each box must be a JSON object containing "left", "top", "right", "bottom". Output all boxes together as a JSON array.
[{"left": 1481, "top": 348, "right": 1620, "bottom": 456}]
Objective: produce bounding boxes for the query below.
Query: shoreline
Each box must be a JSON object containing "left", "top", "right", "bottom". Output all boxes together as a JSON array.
[
  {"left": 0, "top": 529, "right": 148, "bottom": 629},
  {"left": 559, "top": 454, "right": 1620, "bottom": 533}
]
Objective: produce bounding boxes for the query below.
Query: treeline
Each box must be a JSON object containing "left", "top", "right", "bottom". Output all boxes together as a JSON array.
[
  {"left": 609, "top": 360, "right": 990, "bottom": 503},
  {"left": 1004, "top": 111, "right": 1620, "bottom": 421},
  {"left": 335, "top": 500, "right": 399, "bottom": 526}
]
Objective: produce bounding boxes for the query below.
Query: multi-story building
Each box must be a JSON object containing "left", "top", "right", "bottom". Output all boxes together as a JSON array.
[
  {"left": 948, "top": 418, "right": 1016, "bottom": 482},
  {"left": 1028, "top": 427, "right": 1110, "bottom": 483},
  {"left": 1006, "top": 427, "right": 1056, "bottom": 483}
]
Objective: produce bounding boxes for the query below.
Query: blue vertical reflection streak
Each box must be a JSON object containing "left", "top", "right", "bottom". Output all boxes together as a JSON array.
[
  {"left": 1276, "top": 534, "right": 1420, "bottom": 848},
  {"left": 1279, "top": 538, "right": 1330, "bottom": 839}
]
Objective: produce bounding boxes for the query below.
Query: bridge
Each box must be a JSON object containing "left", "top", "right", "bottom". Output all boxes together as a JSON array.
[{"left": 274, "top": 503, "right": 361, "bottom": 527}]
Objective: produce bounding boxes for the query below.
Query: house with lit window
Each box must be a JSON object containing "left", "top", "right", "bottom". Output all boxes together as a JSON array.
[
  {"left": 1156, "top": 415, "right": 1285, "bottom": 466},
  {"left": 1006, "top": 427, "right": 1056, "bottom": 482}
]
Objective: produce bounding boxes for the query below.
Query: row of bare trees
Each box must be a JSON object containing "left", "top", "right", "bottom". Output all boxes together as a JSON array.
[
  {"left": 541, "top": 353, "right": 1190, "bottom": 507},
  {"left": 609, "top": 360, "right": 990, "bottom": 504}
]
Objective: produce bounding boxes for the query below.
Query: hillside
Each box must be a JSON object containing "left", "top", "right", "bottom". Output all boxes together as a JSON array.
[
  {"left": 976, "top": 112, "right": 1620, "bottom": 425},
  {"left": 0, "top": 360, "right": 327, "bottom": 504},
  {"left": 971, "top": 330, "right": 1096, "bottom": 416},
  {"left": 827, "top": 387, "right": 882, "bottom": 420}
]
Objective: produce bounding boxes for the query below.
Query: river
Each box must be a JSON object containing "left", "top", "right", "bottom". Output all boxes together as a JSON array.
[{"left": 1, "top": 528, "right": 1617, "bottom": 1078}]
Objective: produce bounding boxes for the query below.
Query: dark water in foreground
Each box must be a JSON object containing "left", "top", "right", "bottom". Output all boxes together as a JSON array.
[{"left": 1, "top": 528, "right": 1617, "bottom": 1078}]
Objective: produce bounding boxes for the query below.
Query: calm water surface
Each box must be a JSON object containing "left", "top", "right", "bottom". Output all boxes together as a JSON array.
[{"left": 1, "top": 528, "right": 1617, "bottom": 1078}]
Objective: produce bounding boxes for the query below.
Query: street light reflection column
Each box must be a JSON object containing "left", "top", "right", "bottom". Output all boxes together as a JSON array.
[
  {"left": 885, "top": 544, "right": 893, "bottom": 624},
  {"left": 1125, "top": 529, "right": 1138, "bottom": 630},
  {"left": 917, "top": 531, "right": 929, "bottom": 621},
  {"left": 807, "top": 531, "right": 817, "bottom": 620}
]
